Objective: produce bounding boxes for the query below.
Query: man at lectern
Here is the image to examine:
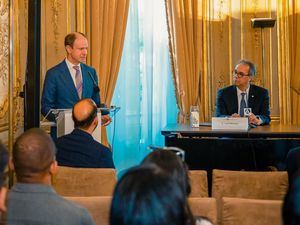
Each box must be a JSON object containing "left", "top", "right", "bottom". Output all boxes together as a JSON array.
[
  {"left": 215, "top": 59, "right": 270, "bottom": 125},
  {"left": 55, "top": 98, "right": 114, "bottom": 168},
  {"left": 41, "top": 32, "right": 111, "bottom": 126}
]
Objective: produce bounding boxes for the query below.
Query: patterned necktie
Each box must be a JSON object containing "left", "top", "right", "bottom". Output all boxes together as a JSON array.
[
  {"left": 73, "top": 65, "right": 82, "bottom": 99},
  {"left": 239, "top": 92, "right": 246, "bottom": 117}
]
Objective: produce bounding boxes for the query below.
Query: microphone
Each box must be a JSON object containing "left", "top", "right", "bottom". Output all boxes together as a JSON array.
[{"left": 88, "top": 71, "right": 100, "bottom": 93}]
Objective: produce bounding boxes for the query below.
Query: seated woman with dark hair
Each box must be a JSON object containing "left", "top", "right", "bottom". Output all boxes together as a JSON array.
[
  {"left": 110, "top": 165, "right": 195, "bottom": 225},
  {"left": 283, "top": 169, "right": 300, "bottom": 225},
  {"left": 141, "top": 147, "right": 191, "bottom": 195},
  {"left": 140, "top": 148, "right": 213, "bottom": 225}
]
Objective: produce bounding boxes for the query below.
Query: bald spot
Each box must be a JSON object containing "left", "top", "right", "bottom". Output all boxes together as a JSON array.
[
  {"left": 13, "top": 128, "right": 55, "bottom": 179},
  {"left": 73, "top": 99, "right": 96, "bottom": 122}
]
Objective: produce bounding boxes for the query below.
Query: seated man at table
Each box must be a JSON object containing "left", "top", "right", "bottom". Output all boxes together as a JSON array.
[
  {"left": 215, "top": 59, "right": 270, "bottom": 125},
  {"left": 55, "top": 98, "right": 115, "bottom": 168}
]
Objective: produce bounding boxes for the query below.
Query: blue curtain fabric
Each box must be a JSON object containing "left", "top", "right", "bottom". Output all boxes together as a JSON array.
[{"left": 107, "top": 0, "right": 178, "bottom": 176}]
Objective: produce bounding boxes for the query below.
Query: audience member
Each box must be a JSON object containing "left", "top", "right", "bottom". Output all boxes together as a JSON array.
[
  {"left": 56, "top": 98, "right": 114, "bottom": 168},
  {"left": 141, "top": 147, "right": 191, "bottom": 195},
  {"left": 141, "top": 148, "right": 213, "bottom": 225},
  {"left": 285, "top": 147, "right": 300, "bottom": 185},
  {"left": 110, "top": 165, "right": 195, "bottom": 225},
  {"left": 7, "top": 128, "right": 95, "bottom": 225},
  {"left": 0, "top": 142, "right": 9, "bottom": 220},
  {"left": 282, "top": 169, "right": 300, "bottom": 225}
]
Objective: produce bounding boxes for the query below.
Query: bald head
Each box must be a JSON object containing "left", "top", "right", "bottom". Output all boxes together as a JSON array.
[
  {"left": 13, "top": 128, "right": 56, "bottom": 182},
  {"left": 72, "top": 98, "right": 97, "bottom": 129}
]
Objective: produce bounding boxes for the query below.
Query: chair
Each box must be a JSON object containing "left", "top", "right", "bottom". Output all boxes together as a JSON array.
[
  {"left": 221, "top": 197, "right": 283, "bottom": 225},
  {"left": 189, "top": 170, "right": 209, "bottom": 197},
  {"left": 52, "top": 166, "right": 117, "bottom": 196},
  {"left": 212, "top": 169, "right": 288, "bottom": 200},
  {"left": 66, "top": 196, "right": 112, "bottom": 225},
  {"left": 212, "top": 169, "right": 288, "bottom": 224},
  {"left": 188, "top": 197, "right": 217, "bottom": 225}
]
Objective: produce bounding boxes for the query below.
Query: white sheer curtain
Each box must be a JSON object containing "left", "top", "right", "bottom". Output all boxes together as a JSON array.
[{"left": 107, "top": 0, "right": 178, "bottom": 175}]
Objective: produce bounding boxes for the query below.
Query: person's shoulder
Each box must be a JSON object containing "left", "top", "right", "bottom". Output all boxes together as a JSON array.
[
  {"left": 250, "top": 84, "right": 268, "bottom": 93},
  {"left": 218, "top": 85, "right": 235, "bottom": 94},
  {"left": 46, "top": 60, "right": 66, "bottom": 76},
  {"left": 92, "top": 139, "right": 110, "bottom": 151},
  {"left": 81, "top": 63, "right": 96, "bottom": 73},
  {"left": 55, "top": 195, "right": 94, "bottom": 224}
]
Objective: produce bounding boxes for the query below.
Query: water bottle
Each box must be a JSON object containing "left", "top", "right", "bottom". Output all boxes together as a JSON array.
[{"left": 190, "top": 106, "right": 199, "bottom": 128}]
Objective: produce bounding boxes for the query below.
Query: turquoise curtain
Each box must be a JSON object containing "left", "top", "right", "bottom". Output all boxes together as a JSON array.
[{"left": 107, "top": 0, "right": 178, "bottom": 176}]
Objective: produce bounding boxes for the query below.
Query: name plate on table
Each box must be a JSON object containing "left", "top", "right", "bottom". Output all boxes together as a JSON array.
[{"left": 212, "top": 117, "right": 249, "bottom": 131}]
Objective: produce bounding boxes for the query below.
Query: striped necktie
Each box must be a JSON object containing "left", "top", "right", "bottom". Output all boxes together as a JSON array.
[
  {"left": 73, "top": 65, "right": 82, "bottom": 99},
  {"left": 239, "top": 92, "right": 246, "bottom": 117}
]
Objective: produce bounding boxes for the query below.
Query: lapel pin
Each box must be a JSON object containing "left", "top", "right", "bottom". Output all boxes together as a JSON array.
[{"left": 251, "top": 95, "right": 254, "bottom": 98}]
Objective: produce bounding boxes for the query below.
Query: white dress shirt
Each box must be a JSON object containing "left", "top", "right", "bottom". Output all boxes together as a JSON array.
[{"left": 65, "top": 58, "right": 83, "bottom": 88}]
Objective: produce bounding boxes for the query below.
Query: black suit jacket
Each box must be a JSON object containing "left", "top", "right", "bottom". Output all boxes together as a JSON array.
[
  {"left": 55, "top": 129, "right": 115, "bottom": 168},
  {"left": 215, "top": 84, "right": 271, "bottom": 125}
]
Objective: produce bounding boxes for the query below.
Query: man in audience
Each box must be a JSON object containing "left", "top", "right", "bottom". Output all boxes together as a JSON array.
[
  {"left": 7, "top": 128, "right": 95, "bottom": 225},
  {"left": 56, "top": 98, "right": 115, "bottom": 168},
  {"left": 0, "top": 142, "right": 9, "bottom": 216},
  {"left": 215, "top": 59, "right": 270, "bottom": 125}
]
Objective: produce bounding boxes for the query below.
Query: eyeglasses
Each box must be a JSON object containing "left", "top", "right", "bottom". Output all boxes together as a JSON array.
[
  {"left": 233, "top": 69, "right": 250, "bottom": 78},
  {"left": 148, "top": 146, "right": 185, "bottom": 161}
]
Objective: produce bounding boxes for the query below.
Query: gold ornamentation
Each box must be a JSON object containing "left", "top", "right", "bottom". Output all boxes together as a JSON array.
[
  {"left": 0, "top": 97, "right": 8, "bottom": 118},
  {"left": 0, "top": 0, "right": 9, "bottom": 119},
  {"left": 218, "top": 0, "right": 225, "bottom": 43},
  {"left": 51, "top": 0, "right": 62, "bottom": 54}
]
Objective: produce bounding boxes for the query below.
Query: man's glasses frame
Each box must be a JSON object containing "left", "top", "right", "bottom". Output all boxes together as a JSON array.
[
  {"left": 233, "top": 69, "right": 251, "bottom": 78},
  {"left": 148, "top": 145, "right": 185, "bottom": 161}
]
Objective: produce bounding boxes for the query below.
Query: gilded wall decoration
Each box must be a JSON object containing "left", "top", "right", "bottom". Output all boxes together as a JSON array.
[
  {"left": 0, "top": 0, "right": 9, "bottom": 121},
  {"left": 51, "top": 0, "right": 62, "bottom": 54}
]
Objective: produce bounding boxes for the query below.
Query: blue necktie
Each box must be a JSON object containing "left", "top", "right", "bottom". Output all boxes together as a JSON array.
[{"left": 240, "top": 93, "right": 246, "bottom": 117}]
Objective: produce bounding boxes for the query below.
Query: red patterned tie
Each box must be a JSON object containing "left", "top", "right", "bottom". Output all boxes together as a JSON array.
[{"left": 73, "top": 65, "right": 82, "bottom": 99}]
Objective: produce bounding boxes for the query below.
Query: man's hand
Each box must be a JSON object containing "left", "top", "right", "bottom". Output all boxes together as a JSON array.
[
  {"left": 248, "top": 113, "right": 260, "bottom": 125},
  {"left": 231, "top": 113, "right": 240, "bottom": 117},
  {"left": 101, "top": 115, "right": 112, "bottom": 126}
]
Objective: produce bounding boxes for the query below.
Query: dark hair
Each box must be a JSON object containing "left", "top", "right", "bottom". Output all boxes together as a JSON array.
[
  {"left": 72, "top": 99, "right": 98, "bottom": 129},
  {"left": 110, "top": 166, "right": 194, "bottom": 225},
  {"left": 64, "top": 32, "right": 86, "bottom": 47},
  {"left": 237, "top": 59, "right": 256, "bottom": 76},
  {"left": 13, "top": 128, "right": 56, "bottom": 181},
  {"left": 285, "top": 147, "right": 300, "bottom": 185},
  {"left": 141, "top": 149, "right": 191, "bottom": 195},
  {"left": 0, "top": 142, "right": 8, "bottom": 187},
  {"left": 283, "top": 169, "right": 300, "bottom": 225}
]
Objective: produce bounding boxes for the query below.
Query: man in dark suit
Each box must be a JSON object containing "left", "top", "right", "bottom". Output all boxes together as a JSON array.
[
  {"left": 41, "top": 32, "right": 111, "bottom": 126},
  {"left": 215, "top": 59, "right": 270, "bottom": 125},
  {"left": 55, "top": 98, "right": 115, "bottom": 168}
]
